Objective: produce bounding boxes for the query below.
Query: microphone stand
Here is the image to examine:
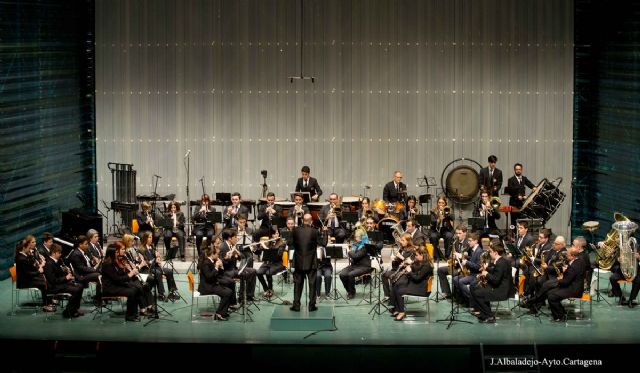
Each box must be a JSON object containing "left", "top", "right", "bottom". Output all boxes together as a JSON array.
[
  {"left": 99, "top": 200, "right": 111, "bottom": 240},
  {"left": 184, "top": 151, "right": 192, "bottom": 266}
]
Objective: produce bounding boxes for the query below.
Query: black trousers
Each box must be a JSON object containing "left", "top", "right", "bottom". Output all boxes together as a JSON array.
[
  {"left": 50, "top": 283, "right": 83, "bottom": 314},
  {"left": 340, "top": 265, "right": 371, "bottom": 296},
  {"left": 200, "top": 284, "right": 233, "bottom": 315},
  {"left": 293, "top": 268, "right": 317, "bottom": 309},
  {"left": 316, "top": 265, "right": 333, "bottom": 295},
  {"left": 429, "top": 231, "right": 454, "bottom": 259},
  {"left": 104, "top": 285, "right": 140, "bottom": 318},
  {"left": 257, "top": 262, "right": 286, "bottom": 291},
  {"left": 193, "top": 225, "right": 215, "bottom": 255}
]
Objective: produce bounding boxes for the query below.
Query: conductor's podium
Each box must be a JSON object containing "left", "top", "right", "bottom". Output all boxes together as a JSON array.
[{"left": 270, "top": 305, "right": 335, "bottom": 331}]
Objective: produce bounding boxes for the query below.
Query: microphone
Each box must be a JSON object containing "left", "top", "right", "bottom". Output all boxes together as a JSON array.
[
  {"left": 199, "top": 176, "right": 204, "bottom": 182},
  {"left": 154, "top": 174, "right": 162, "bottom": 179},
  {"left": 184, "top": 149, "right": 191, "bottom": 158}
]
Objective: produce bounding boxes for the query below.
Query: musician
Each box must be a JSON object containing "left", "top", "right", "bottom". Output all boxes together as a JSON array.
[
  {"left": 437, "top": 225, "right": 469, "bottom": 299},
  {"left": 365, "top": 217, "right": 384, "bottom": 257},
  {"left": 223, "top": 192, "right": 249, "bottom": 229},
  {"left": 255, "top": 192, "right": 282, "bottom": 240},
  {"left": 136, "top": 201, "right": 162, "bottom": 248},
  {"left": 139, "top": 231, "right": 179, "bottom": 302},
  {"left": 469, "top": 241, "right": 513, "bottom": 323},
  {"left": 473, "top": 190, "right": 501, "bottom": 236},
  {"left": 44, "top": 244, "right": 84, "bottom": 318},
  {"left": 15, "top": 235, "right": 54, "bottom": 312},
  {"left": 340, "top": 227, "right": 372, "bottom": 300},
  {"left": 453, "top": 232, "right": 484, "bottom": 302},
  {"left": 219, "top": 228, "right": 257, "bottom": 303},
  {"left": 401, "top": 195, "right": 420, "bottom": 221},
  {"left": 198, "top": 243, "right": 234, "bottom": 321},
  {"left": 101, "top": 243, "right": 145, "bottom": 322},
  {"left": 521, "top": 228, "right": 552, "bottom": 297},
  {"left": 531, "top": 236, "right": 567, "bottom": 302},
  {"left": 316, "top": 245, "right": 333, "bottom": 299},
  {"left": 295, "top": 165, "right": 322, "bottom": 202},
  {"left": 478, "top": 155, "right": 503, "bottom": 197},
  {"left": 405, "top": 219, "right": 426, "bottom": 247},
  {"left": 319, "top": 193, "right": 347, "bottom": 243},
  {"left": 515, "top": 221, "right": 536, "bottom": 253},
  {"left": 382, "top": 233, "right": 416, "bottom": 301},
  {"left": 87, "top": 229, "right": 104, "bottom": 262},
  {"left": 506, "top": 163, "right": 537, "bottom": 226},
  {"left": 192, "top": 194, "right": 216, "bottom": 255},
  {"left": 429, "top": 196, "right": 455, "bottom": 259},
  {"left": 546, "top": 240, "right": 588, "bottom": 321},
  {"left": 290, "top": 213, "right": 328, "bottom": 311},
  {"left": 358, "top": 197, "right": 379, "bottom": 223},
  {"left": 382, "top": 171, "right": 407, "bottom": 204},
  {"left": 39, "top": 232, "right": 54, "bottom": 258},
  {"left": 162, "top": 201, "right": 186, "bottom": 261},
  {"left": 609, "top": 257, "right": 640, "bottom": 308},
  {"left": 288, "top": 193, "right": 310, "bottom": 227},
  {"left": 236, "top": 214, "right": 255, "bottom": 266},
  {"left": 256, "top": 229, "right": 287, "bottom": 297},
  {"left": 68, "top": 235, "right": 101, "bottom": 293},
  {"left": 389, "top": 246, "right": 433, "bottom": 321}
]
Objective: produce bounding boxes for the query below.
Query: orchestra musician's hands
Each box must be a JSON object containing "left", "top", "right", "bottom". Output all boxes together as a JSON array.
[
  {"left": 215, "top": 258, "right": 224, "bottom": 270},
  {"left": 311, "top": 193, "right": 319, "bottom": 202}
]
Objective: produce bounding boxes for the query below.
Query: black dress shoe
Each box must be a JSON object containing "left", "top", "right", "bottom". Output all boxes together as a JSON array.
[
  {"left": 214, "top": 313, "right": 228, "bottom": 321},
  {"left": 480, "top": 317, "right": 496, "bottom": 324},
  {"left": 308, "top": 305, "right": 318, "bottom": 312},
  {"left": 125, "top": 316, "right": 140, "bottom": 322},
  {"left": 289, "top": 306, "right": 300, "bottom": 312},
  {"left": 629, "top": 300, "right": 637, "bottom": 308}
]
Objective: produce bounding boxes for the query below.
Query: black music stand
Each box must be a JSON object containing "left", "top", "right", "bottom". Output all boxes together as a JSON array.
[
  {"left": 365, "top": 244, "right": 388, "bottom": 317},
  {"left": 215, "top": 192, "right": 232, "bottom": 205},
  {"left": 415, "top": 214, "right": 431, "bottom": 235},
  {"left": 367, "top": 230, "right": 383, "bottom": 245},
  {"left": 341, "top": 211, "right": 358, "bottom": 224},
  {"left": 436, "top": 249, "right": 473, "bottom": 329},
  {"left": 272, "top": 216, "right": 286, "bottom": 229},
  {"left": 326, "top": 245, "right": 348, "bottom": 302},
  {"left": 144, "top": 266, "right": 179, "bottom": 327},
  {"left": 162, "top": 245, "right": 179, "bottom": 275},
  {"left": 468, "top": 217, "right": 485, "bottom": 232},
  {"left": 187, "top": 212, "right": 222, "bottom": 275}
]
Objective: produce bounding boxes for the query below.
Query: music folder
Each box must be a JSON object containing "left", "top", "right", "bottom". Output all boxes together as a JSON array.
[
  {"left": 367, "top": 230, "right": 383, "bottom": 243},
  {"left": 206, "top": 211, "right": 222, "bottom": 224},
  {"left": 215, "top": 192, "right": 232, "bottom": 205},
  {"left": 467, "top": 217, "right": 485, "bottom": 231},
  {"left": 325, "top": 244, "right": 345, "bottom": 259},
  {"left": 364, "top": 243, "right": 379, "bottom": 257}
]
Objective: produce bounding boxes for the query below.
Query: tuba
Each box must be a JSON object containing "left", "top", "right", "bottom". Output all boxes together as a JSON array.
[
  {"left": 596, "top": 212, "right": 629, "bottom": 270},
  {"left": 613, "top": 219, "right": 638, "bottom": 280},
  {"left": 391, "top": 221, "right": 405, "bottom": 242}
]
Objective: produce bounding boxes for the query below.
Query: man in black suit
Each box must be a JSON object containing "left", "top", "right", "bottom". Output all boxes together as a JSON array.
[
  {"left": 39, "top": 232, "right": 54, "bottom": 258},
  {"left": 437, "top": 224, "right": 469, "bottom": 299},
  {"left": 382, "top": 171, "right": 407, "bottom": 204},
  {"left": 506, "top": 163, "right": 537, "bottom": 226},
  {"left": 454, "top": 232, "right": 484, "bottom": 302},
  {"left": 405, "top": 220, "right": 426, "bottom": 247},
  {"left": 295, "top": 165, "right": 322, "bottom": 202},
  {"left": 522, "top": 228, "right": 553, "bottom": 297},
  {"left": 547, "top": 240, "right": 588, "bottom": 321},
  {"left": 223, "top": 192, "right": 250, "bottom": 228},
  {"left": 469, "top": 241, "right": 513, "bottom": 323},
  {"left": 219, "top": 228, "right": 255, "bottom": 303},
  {"left": 319, "top": 193, "right": 347, "bottom": 243},
  {"left": 473, "top": 190, "right": 501, "bottom": 238},
  {"left": 291, "top": 213, "right": 327, "bottom": 311},
  {"left": 68, "top": 235, "right": 101, "bottom": 289},
  {"left": 44, "top": 245, "right": 84, "bottom": 318},
  {"left": 255, "top": 192, "right": 282, "bottom": 240},
  {"left": 478, "top": 155, "right": 503, "bottom": 197}
]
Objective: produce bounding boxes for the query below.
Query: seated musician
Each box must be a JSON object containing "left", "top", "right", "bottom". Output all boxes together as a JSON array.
[
  {"left": 453, "top": 232, "right": 483, "bottom": 302},
  {"left": 236, "top": 214, "right": 255, "bottom": 267},
  {"left": 382, "top": 233, "right": 416, "bottom": 301},
  {"left": 87, "top": 229, "right": 104, "bottom": 264},
  {"left": 473, "top": 190, "right": 501, "bottom": 239},
  {"left": 521, "top": 228, "right": 553, "bottom": 298},
  {"left": 316, "top": 244, "right": 333, "bottom": 299},
  {"left": 545, "top": 239, "right": 589, "bottom": 321},
  {"left": 139, "top": 231, "right": 179, "bottom": 302},
  {"left": 256, "top": 229, "right": 287, "bottom": 298},
  {"left": 390, "top": 246, "right": 433, "bottom": 321},
  {"left": 339, "top": 227, "right": 372, "bottom": 299},
  {"left": 255, "top": 192, "right": 282, "bottom": 240},
  {"left": 437, "top": 225, "right": 469, "bottom": 299},
  {"left": 198, "top": 243, "right": 234, "bottom": 321},
  {"left": 358, "top": 197, "right": 379, "bottom": 223},
  {"left": 288, "top": 193, "right": 310, "bottom": 227},
  {"left": 68, "top": 235, "right": 101, "bottom": 296},
  {"left": 429, "top": 195, "right": 455, "bottom": 260},
  {"left": 39, "top": 232, "right": 54, "bottom": 258},
  {"left": 136, "top": 201, "right": 162, "bottom": 248},
  {"left": 405, "top": 219, "right": 426, "bottom": 247},
  {"left": 162, "top": 201, "right": 186, "bottom": 261},
  {"left": 192, "top": 193, "right": 216, "bottom": 255},
  {"left": 319, "top": 193, "right": 347, "bottom": 243},
  {"left": 101, "top": 243, "right": 146, "bottom": 322},
  {"left": 219, "top": 228, "right": 257, "bottom": 303},
  {"left": 365, "top": 217, "right": 384, "bottom": 259},
  {"left": 15, "top": 235, "right": 54, "bottom": 312},
  {"left": 295, "top": 165, "right": 322, "bottom": 202},
  {"left": 121, "top": 234, "right": 154, "bottom": 309},
  {"left": 44, "top": 244, "right": 84, "bottom": 318},
  {"left": 534, "top": 236, "right": 567, "bottom": 295},
  {"left": 469, "top": 240, "right": 513, "bottom": 323},
  {"left": 400, "top": 195, "right": 421, "bottom": 221},
  {"left": 608, "top": 226, "right": 640, "bottom": 307},
  {"left": 223, "top": 192, "right": 249, "bottom": 229}
]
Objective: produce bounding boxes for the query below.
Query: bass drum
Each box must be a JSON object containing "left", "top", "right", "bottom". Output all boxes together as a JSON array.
[
  {"left": 441, "top": 158, "right": 482, "bottom": 205},
  {"left": 378, "top": 216, "right": 404, "bottom": 244}
]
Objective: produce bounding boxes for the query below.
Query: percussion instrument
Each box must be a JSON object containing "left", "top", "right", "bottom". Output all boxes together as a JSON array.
[
  {"left": 440, "top": 158, "right": 483, "bottom": 204},
  {"left": 582, "top": 221, "right": 600, "bottom": 232},
  {"left": 520, "top": 178, "right": 566, "bottom": 223},
  {"left": 373, "top": 199, "right": 388, "bottom": 214},
  {"left": 378, "top": 216, "right": 404, "bottom": 244}
]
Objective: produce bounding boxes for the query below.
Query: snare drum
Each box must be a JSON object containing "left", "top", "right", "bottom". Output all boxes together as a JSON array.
[{"left": 582, "top": 221, "right": 600, "bottom": 232}]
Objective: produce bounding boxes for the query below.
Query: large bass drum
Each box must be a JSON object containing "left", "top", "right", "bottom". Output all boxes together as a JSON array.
[
  {"left": 520, "top": 178, "right": 566, "bottom": 224},
  {"left": 441, "top": 158, "right": 482, "bottom": 204}
]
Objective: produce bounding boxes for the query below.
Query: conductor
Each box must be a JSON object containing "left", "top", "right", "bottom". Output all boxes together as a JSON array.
[{"left": 291, "top": 213, "right": 327, "bottom": 312}]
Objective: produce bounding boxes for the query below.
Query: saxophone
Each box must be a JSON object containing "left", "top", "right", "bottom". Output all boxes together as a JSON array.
[{"left": 476, "top": 250, "right": 491, "bottom": 287}]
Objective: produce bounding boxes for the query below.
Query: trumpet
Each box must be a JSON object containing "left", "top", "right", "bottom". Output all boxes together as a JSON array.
[
  {"left": 294, "top": 204, "right": 304, "bottom": 218},
  {"left": 325, "top": 203, "right": 342, "bottom": 226},
  {"left": 408, "top": 205, "right": 422, "bottom": 220}
]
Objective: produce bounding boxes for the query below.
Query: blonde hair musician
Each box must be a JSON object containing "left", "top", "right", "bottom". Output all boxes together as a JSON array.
[{"left": 338, "top": 226, "right": 372, "bottom": 300}]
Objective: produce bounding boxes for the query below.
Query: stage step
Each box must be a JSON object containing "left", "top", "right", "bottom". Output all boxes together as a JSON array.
[{"left": 270, "top": 305, "right": 335, "bottom": 331}]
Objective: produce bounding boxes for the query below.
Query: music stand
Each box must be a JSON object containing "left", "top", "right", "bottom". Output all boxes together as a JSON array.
[
  {"left": 342, "top": 211, "right": 358, "bottom": 231},
  {"left": 290, "top": 192, "right": 310, "bottom": 203},
  {"left": 326, "top": 244, "right": 348, "bottom": 302},
  {"left": 271, "top": 216, "right": 286, "bottom": 229},
  {"left": 215, "top": 192, "right": 232, "bottom": 205},
  {"left": 367, "top": 230, "right": 383, "bottom": 245},
  {"left": 415, "top": 214, "right": 431, "bottom": 235},
  {"left": 163, "top": 245, "right": 179, "bottom": 275},
  {"left": 468, "top": 217, "right": 485, "bottom": 232},
  {"left": 436, "top": 248, "right": 473, "bottom": 329}
]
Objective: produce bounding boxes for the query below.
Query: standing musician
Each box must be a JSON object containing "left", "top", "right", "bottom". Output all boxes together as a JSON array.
[
  {"left": 469, "top": 240, "right": 513, "bottom": 323},
  {"left": 389, "top": 246, "right": 433, "bottom": 321},
  {"left": 506, "top": 163, "right": 537, "bottom": 226},
  {"left": 256, "top": 229, "right": 287, "bottom": 298},
  {"left": 136, "top": 201, "right": 162, "bottom": 248},
  {"left": 319, "top": 193, "right": 347, "bottom": 243},
  {"left": 383, "top": 171, "right": 407, "bottom": 204},
  {"left": 163, "top": 201, "right": 186, "bottom": 261},
  {"left": 382, "top": 233, "right": 416, "bottom": 301},
  {"left": 295, "top": 165, "right": 323, "bottom": 202},
  {"left": 453, "top": 232, "right": 484, "bottom": 302},
  {"left": 358, "top": 197, "right": 379, "bottom": 223},
  {"left": 39, "top": 232, "right": 54, "bottom": 258},
  {"left": 223, "top": 192, "right": 249, "bottom": 229},
  {"left": 219, "top": 228, "right": 257, "bottom": 303},
  {"left": 255, "top": 192, "right": 282, "bottom": 240},
  {"left": 521, "top": 228, "right": 552, "bottom": 298},
  {"left": 429, "top": 195, "right": 455, "bottom": 259},
  {"left": 15, "top": 235, "right": 54, "bottom": 312},
  {"left": 192, "top": 193, "right": 216, "bottom": 255},
  {"left": 339, "top": 226, "right": 372, "bottom": 300},
  {"left": 290, "top": 213, "right": 328, "bottom": 311},
  {"left": 478, "top": 155, "right": 503, "bottom": 197},
  {"left": 68, "top": 235, "right": 101, "bottom": 296},
  {"left": 198, "top": 242, "right": 234, "bottom": 321},
  {"left": 139, "top": 231, "right": 179, "bottom": 302},
  {"left": 437, "top": 225, "right": 469, "bottom": 299},
  {"left": 44, "top": 244, "right": 85, "bottom": 318},
  {"left": 101, "top": 243, "right": 146, "bottom": 322},
  {"left": 288, "top": 193, "right": 310, "bottom": 227},
  {"left": 473, "top": 190, "right": 501, "bottom": 237}
]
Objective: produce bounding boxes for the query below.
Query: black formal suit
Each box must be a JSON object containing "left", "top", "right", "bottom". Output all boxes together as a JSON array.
[
  {"left": 437, "top": 237, "right": 469, "bottom": 296},
  {"left": 136, "top": 209, "right": 162, "bottom": 247},
  {"left": 219, "top": 240, "right": 255, "bottom": 302},
  {"left": 382, "top": 181, "right": 407, "bottom": 203},
  {"left": 44, "top": 257, "right": 83, "bottom": 316},
  {"left": 473, "top": 202, "right": 501, "bottom": 230},
  {"left": 223, "top": 204, "right": 249, "bottom": 228},
  {"left": 257, "top": 203, "right": 282, "bottom": 229},
  {"left": 287, "top": 204, "right": 310, "bottom": 226},
  {"left": 429, "top": 210, "right": 454, "bottom": 259},
  {"left": 198, "top": 257, "right": 233, "bottom": 315},
  {"left": 409, "top": 228, "right": 426, "bottom": 247},
  {"left": 548, "top": 255, "right": 587, "bottom": 319},
  {"left": 140, "top": 245, "right": 177, "bottom": 296},
  {"left": 163, "top": 211, "right": 186, "bottom": 258},
  {"left": 14, "top": 252, "right": 48, "bottom": 305},
  {"left": 478, "top": 167, "right": 503, "bottom": 197},
  {"left": 192, "top": 206, "right": 216, "bottom": 254},
  {"left": 522, "top": 241, "right": 552, "bottom": 296},
  {"left": 295, "top": 177, "right": 323, "bottom": 200},
  {"left": 391, "top": 260, "right": 433, "bottom": 312},
  {"left": 69, "top": 248, "right": 100, "bottom": 287},
  {"left": 454, "top": 245, "right": 484, "bottom": 300},
  {"left": 506, "top": 175, "right": 536, "bottom": 225},
  {"left": 470, "top": 256, "right": 513, "bottom": 320},
  {"left": 319, "top": 204, "right": 347, "bottom": 243},
  {"left": 339, "top": 240, "right": 372, "bottom": 297},
  {"left": 291, "top": 225, "right": 327, "bottom": 309},
  {"left": 100, "top": 261, "right": 142, "bottom": 319},
  {"left": 256, "top": 243, "right": 287, "bottom": 292},
  {"left": 38, "top": 244, "right": 52, "bottom": 258}
]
